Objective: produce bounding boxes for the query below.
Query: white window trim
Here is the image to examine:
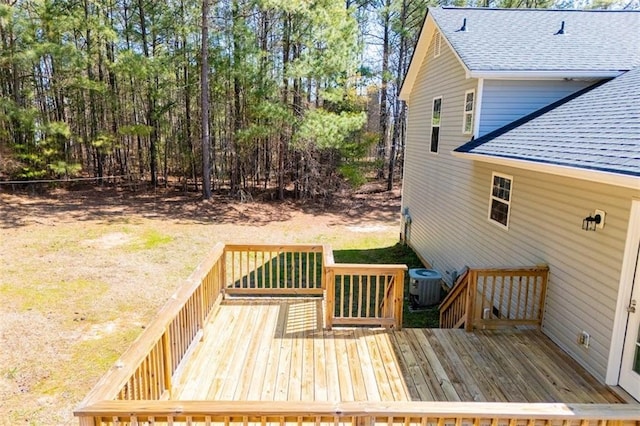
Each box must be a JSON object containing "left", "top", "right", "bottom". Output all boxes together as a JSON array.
[
  {"left": 434, "top": 32, "right": 441, "bottom": 58},
  {"left": 430, "top": 96, "right": 442, "bottom": 154},
  {"left": 488, "top": 172, "right": 513, "bottom": 230},
  {"left": 462, "top": 89, "right": 475, "bottom": 135}
]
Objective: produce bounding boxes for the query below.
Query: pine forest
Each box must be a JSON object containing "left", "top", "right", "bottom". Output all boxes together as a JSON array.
[{"left": 0, "top": 0, "right": 632, "bottom": 199}]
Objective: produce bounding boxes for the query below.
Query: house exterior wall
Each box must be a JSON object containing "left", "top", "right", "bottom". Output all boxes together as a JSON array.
[
  {"left": 402, "top": 35, "right": 477, "bottom": 274},
  {"left": 402, "top": 35, "right": 634, "bottom": 381},
  {"left": 478, "top": 79, "right": 594, "bottom": 137}
]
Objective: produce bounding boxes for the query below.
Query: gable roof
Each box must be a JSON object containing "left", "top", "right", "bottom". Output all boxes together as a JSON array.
[
  {"left": 453, "top": 67, "right": 640, "bottom": 189},
  {"left": 400, "top": 7, "right": 640, "bottom": 100}
]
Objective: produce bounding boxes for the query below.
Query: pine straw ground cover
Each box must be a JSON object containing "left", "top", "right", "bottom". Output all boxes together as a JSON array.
[{"left": 0, "top": 183, "right": 428, "bottom": 425}]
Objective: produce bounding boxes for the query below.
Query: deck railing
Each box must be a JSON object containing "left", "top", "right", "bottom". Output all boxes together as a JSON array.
[
  {"left": 324, "top": 263, "right": 407, "bottom": 330},
  {"left": 77, "top": 243, "right": 226, "bottom": 408},
  {"left": 76, "top": 243, "right": 407, "bottom": 419},
  {"left": 439, "top": 269, "right": 470, "bottom": 329},
  {"left": 223, "top": 244, "right": 325, "bottom": 295},
  {"left": 75, "top": 400, "right": 640, "bottom": 426},
  {"left": 439, "top": 266, "right": 549, "bottom": 332},
  {"left": 74, "top": 247, "right": 640, "bottom": 426}
]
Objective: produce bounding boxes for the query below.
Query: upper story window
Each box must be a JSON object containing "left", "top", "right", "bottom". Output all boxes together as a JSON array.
[
  {"left": 430, "top": 97, "right": 442, "bottom": 153},
  {"left": 463, "top": 90, "right": 475, "bottom": 134},
  {"left": 434, "top": 32, "right": 441, "bottom": 58},
  {"left": 489, "top": 173, "right": 512, "bottom": 229}
]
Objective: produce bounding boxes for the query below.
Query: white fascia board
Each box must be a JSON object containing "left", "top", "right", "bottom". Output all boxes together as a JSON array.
[
  {"left": 467, "top": 70, "right": 625, "bottom": 80},
  {"left": 451, "top": 151, "right": 640, "bottom": 190},
  {"left": 399, "top": 16, "right": 435, "bottom": 101}
]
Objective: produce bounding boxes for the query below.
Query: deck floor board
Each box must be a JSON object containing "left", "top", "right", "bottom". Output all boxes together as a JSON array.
[{"left": 173, "top": 298, "right": 624, "bottom": 404}]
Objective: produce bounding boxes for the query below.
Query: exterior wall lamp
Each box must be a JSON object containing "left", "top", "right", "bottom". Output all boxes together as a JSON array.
[{"left": 582, "top": 209, "right": 606, "bottom": 231}]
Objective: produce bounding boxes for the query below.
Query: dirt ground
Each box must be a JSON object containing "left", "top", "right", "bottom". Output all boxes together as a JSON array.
[{"left": 0, "top": 183, "right": 402, "bottom": 425}]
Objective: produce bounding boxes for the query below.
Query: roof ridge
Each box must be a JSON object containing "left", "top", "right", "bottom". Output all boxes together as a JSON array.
[{"left": 438, "top": 6, "right": 640, "bottom": 13}]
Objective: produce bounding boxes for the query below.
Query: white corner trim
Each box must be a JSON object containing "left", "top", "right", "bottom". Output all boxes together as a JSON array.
[
  {"left": 473, "top": 78, "right": 483, "bottom": 139},
  {"left": 451, "top": 151, "right": 640, "bottom": 190},
  {"left": 606, "top": 198, "right": 640, "bottom": 385},
  {"left": 467, "top": 70, "right": 625, "bottom": 80}
]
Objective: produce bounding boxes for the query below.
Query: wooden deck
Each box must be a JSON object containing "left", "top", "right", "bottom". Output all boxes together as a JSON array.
[{"left": 174, "top": 298, "right": 622, "bottom": 404}]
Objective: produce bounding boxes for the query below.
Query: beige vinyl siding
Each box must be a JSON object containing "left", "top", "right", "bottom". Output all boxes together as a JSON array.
[
  {"left": 402, "top": 33, "right": 634, "bottom": 381},
  {"left": 403, "top": 32, "right": 477, "bottom": 280}
]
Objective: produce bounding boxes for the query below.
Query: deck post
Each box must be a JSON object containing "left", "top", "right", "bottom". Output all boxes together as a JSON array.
[
  {"left": 77, "top": 416, "right": 96, "bottom": 426},
  {"left": 393, "top": 270, "right": 405, "bottom": 330},
  {"left": 325, "top": 267, "right": 334, "bottom": 330},
  {"left": 537, "top": 266, "right": 549, "bottom": 330},
  {"left": 465, "top": 270, "right": 477, "bottom": 332},
  {"left": 220, "top": 247, "right": 227, "bottom": 299}
]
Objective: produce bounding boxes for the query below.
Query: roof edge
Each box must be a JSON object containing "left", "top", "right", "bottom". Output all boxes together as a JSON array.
[
  {"left": 451, "top": 151, "right": 640, "bottom": 190},
  {"left": 468, "top": 70, "right": 625, "bottom": 79}
]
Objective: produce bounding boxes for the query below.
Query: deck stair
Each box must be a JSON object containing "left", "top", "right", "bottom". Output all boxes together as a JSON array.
[{"left": 439, "top": 265, "right": 549, "bottom": 331}]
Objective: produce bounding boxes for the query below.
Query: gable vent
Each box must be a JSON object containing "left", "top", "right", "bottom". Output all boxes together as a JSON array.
[{"left": 555, "top": 20, "right": 566, "bottom": 35}]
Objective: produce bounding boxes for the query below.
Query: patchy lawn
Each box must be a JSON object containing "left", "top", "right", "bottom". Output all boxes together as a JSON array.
[{"left": 0, "top": 183, "right": 428, "bottom": 425}]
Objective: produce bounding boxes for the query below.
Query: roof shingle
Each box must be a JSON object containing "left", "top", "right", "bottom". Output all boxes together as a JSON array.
[{"left": 431, "top": 7, "right": 640, "bottom": 72}]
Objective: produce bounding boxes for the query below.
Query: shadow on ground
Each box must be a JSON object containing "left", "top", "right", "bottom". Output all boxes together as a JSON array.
[{"left": 0, "top": 183, "right": 402, "bottom": 229}]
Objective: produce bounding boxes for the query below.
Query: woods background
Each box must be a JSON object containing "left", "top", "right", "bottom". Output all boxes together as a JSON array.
[{"left": 0, "top": 0, "right": 634, "bottom": 199}]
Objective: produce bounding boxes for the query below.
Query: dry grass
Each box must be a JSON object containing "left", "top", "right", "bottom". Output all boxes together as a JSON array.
[{"left": 0, "top": 185, "right": 402, "bottom": 425}]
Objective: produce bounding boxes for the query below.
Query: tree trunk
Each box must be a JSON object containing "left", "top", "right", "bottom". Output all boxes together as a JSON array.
[
  {"left": 387, "top": 0, "right": 405, "bottom": 191},
  {"left": 138, "top": 0, "right": 158, "bottom": 187},
  {"left": 201, "top": 0, "right": 212, "bottom": 199},
  {"left": 278, "top": 14, "right": 291, "bottom": 201},
  {"left": 377, "top": 0, "right": 391, "bottom": 180}
]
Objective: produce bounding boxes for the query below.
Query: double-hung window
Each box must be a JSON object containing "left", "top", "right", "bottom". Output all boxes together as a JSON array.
[
  {"left": 463, "top": 90, "right": 475, "bottom": 134},
  {"left": 489, "top": 173, "right": 512, "bottom": 228},
  {"left": 430, "top": 97, "right": 442, "bottom": 153}
]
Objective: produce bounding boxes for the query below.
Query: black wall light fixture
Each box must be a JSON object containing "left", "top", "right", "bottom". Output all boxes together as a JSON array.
[{"left": 582, "top": 210, "right": 606, "bottom": 231}]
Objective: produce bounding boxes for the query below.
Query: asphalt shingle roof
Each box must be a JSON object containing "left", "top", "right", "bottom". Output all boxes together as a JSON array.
[
  {"left": 431, "top": 7, "right": 640, "bottom": 72},
  {"left": 455, "top": 67, "right": 640, "bottom": 177}
]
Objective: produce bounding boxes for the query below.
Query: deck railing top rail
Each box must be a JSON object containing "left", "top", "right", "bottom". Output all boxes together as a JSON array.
[{"left": 75, "top": 400, "right": 640, "bottom": 425}]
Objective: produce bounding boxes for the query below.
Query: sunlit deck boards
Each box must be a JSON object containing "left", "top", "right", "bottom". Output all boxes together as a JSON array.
[{"left": 173, "top": 298, "right": 623, "bottom": 404}]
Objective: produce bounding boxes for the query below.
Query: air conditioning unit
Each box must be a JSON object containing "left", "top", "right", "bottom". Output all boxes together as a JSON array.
[{"left": 408, "top": 268, "right": 442, "bottom": 309}]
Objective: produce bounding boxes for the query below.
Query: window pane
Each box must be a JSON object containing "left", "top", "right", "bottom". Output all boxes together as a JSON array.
[
  {"left": 432, "top": 98, "right": 441, "bottom": 125},
  {"left": 492, "top": 176, "right": 511, "bottom": 201},
  {"left": 464, "top": 113, "right": 473, "bottom": 133},
  {"left": 465, "top": 92, "right": 474, "bottom": 112},
  {"left": 430, "top": 127, "right": 439, "bottom": 152},
  {"left": 490, "top": 199, "right": 509, "bottom": 226}
]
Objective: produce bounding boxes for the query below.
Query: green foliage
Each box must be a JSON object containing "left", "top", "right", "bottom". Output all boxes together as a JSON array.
[
  {"left": 10, "top": 121, "right": 79, "bottom": 179},
  {"left": 48, "top": 161, "right": 82, "bottom": 176},
  {"left": 294, "top": 109, "right": 366, "bottom": 150},
  {"left": 118, "top": 125, "right": 153, "bottom": 137},
  {"left": 338, "top": 163, "right": 367, "bottom": 187}
]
